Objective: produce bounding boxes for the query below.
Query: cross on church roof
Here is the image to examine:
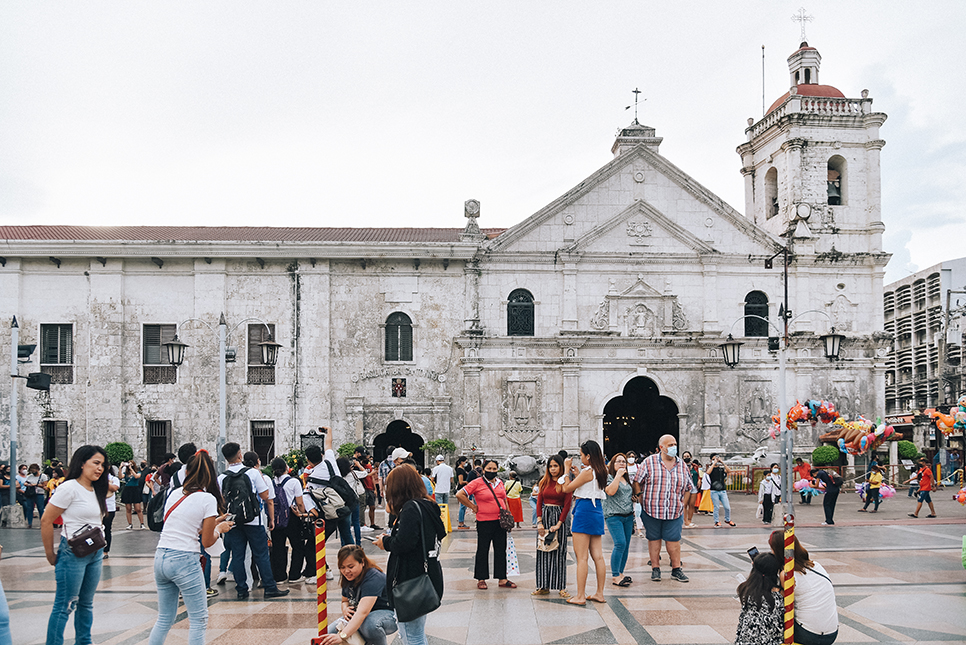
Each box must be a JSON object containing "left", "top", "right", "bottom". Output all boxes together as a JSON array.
[
  {"left": 625, "top": 87, "right": 645, "bottom": 124},
  {"left": 791, "top": 7, "right": 814, "bottom": 43}
]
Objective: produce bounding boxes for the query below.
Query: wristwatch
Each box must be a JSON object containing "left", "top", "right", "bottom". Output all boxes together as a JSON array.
[{"left": 339, "top": 631, "right": 350, "bottom": 641}]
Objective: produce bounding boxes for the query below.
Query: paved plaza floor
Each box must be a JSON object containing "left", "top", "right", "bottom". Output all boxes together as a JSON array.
[{"left": 2, "top": 491, "right": 965, "bottom": 645}]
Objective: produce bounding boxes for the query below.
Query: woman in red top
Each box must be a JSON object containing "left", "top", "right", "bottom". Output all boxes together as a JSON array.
[
  {"left": 533, "top": 455, "right": 572, "bottom": 598},
  {"left": 455, "top": 460, "right": 516, "bottom": 589}
]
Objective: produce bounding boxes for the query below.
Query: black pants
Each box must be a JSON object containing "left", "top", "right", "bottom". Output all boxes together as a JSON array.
[
  {"left": 474, "top": 519, "right": 507, "bottom": 580},
  {"left": 103, "top": 511, "right": 116, "bottom": 552},
  {"left": 762, "top": 495, "right": 776, "bottom": 523},
  {"left": 795, "top": 621, "right": 838, "bottom": 645},
  {"left": 823, "top": 490, "right": 838, "bottom": 524},
  {"left": 270, "top": 517, "right": 308, "bottom": 582},
  {"left": 862, "top": 487, "right": 880, "bottom": 511}
]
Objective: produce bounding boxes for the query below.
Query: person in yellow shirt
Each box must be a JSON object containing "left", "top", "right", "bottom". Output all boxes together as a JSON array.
[
  {"left": 504, "top": 471, "right": 524, "bottom": 529},
  {"left": 859, "top": 465, "right": 883, "bottom": 513}
]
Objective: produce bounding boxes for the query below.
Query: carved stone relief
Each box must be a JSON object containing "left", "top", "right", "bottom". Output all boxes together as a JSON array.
[
  {"left": 828, "top": 294, "right": 857, "bottom": 332},
  {"left": 626, "top": 220, "right": 653, "bottom": 246},
  {"left": 500, "top": 378, "right": 544, "bottom": 446},
  {"left": 736, "top": 379, "right": 773, "bottom": 444},
  {"left": 587, "top": 274, "right": 690, "bottom": 335}
]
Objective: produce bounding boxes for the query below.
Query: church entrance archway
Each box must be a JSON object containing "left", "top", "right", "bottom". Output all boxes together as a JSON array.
[
  {"left": 374, "top": 420, "right": 425, "bottom": 470},
  {"left": 602, "top": 376, "right": 678, "bottom": 459}
]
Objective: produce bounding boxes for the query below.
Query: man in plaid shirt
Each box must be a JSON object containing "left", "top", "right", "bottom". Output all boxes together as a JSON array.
[{"left": 632, "top": 434, "right": 695, "bottom": 583}]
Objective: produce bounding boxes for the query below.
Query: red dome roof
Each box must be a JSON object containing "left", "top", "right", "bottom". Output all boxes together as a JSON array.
[{"left": 768, "top": 84, "right": 845, "bottom": 114}]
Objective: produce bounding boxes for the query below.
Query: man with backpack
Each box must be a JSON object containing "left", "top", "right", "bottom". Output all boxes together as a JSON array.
[
  {"left": 811, "top": 467, "right": 843, "bottom": 526},
  {"left": 301, "top": 428, "right": 358, "bottom": 583},
  {"left": 217, "top": 442, "right": 289, "bottom": 600}
]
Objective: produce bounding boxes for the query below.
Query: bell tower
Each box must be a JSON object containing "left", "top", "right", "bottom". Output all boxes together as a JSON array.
[{"left": 736, "top": 42, "right": 888, "bottom": 255}]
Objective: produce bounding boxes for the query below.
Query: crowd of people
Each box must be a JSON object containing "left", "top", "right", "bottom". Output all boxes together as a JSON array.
[{"left": 23, "top": 431, "right": 957, "bottom": 645}]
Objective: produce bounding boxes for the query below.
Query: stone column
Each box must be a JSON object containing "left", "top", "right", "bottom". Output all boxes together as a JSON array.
[
  {"left": 461, "top": 365, "right": 482, "bottom": 450},
  {"left": 562, "top": 367, "right": 580, "bottom": 447},
  {"left": 703, "top": 366, "right": 723, "bottom": 450},
  {"left": 463, "top": 261, "right": 481, "bottom": 333},
  {"left": 701, "top": 263, "right": 719, "bottom": 334},
  {"left": 561, "top": 261, "right": 578, "bottom": 331}
]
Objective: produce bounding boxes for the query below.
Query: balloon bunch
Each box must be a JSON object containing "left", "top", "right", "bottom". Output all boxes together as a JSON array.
[
  {"left": 926, "top": 395, "right": 966, "bottom": 436},
  {"left": 793, "top": 478, "right": 824, "bottom": 496},
  {"left": 856, "top": 482, "right": 896, "bottom": 503},
  {"left": 834, "top": 416, "right": 895, "bottom": 455},
  {"left": 770, "top": 399, "right": 841, "bottom": 438},
  {"left": 957, "top": 487, "right": 966, "bottom": 506}
]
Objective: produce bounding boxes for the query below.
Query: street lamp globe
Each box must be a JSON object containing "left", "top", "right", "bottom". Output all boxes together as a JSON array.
[
  {"left": 163, "top": 335, "right": 189, "bottom": 366},
  {"left": 258, "top": 335, "right": 282, "bottom": 367},
  {"left": 719, "top": 334, "right": 743, "bottom": 368},
  {"left": 821, "top": 328, "right": 845, "bottom": 360}
]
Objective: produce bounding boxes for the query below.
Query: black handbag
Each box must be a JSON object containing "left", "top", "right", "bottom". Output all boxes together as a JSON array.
[
  {"left": 390, "top": 502, "right": 441, "bottom": 622},
  {"left": 67, "top": 523, "right": 106, "bottom": 558},
  {"left": 483, "top": 480, "right": 514, "bottom": 531}
]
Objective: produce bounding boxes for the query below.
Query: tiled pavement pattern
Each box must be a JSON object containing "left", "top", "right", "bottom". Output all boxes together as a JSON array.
[{"left": 2, "top": 492, "right": 965, "bottom": 645}]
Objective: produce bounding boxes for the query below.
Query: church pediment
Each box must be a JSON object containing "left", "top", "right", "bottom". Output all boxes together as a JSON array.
[
  {"left": 486, "top": 144, "right": 782, "bottom": 256},
  {"left": 569, "top": 200, "right": 715, "bottom": 255}
]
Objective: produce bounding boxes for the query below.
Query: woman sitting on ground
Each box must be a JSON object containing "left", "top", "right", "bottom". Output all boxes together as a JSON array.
[
  {"left": 320, "top": 544, "right": 397, "bottom": 645},
  {"left": 769, "top": 531, "right": 838, "bottom": 645},
  {"left": 735, "top": 553, "right": 783, "bottom": 645}
]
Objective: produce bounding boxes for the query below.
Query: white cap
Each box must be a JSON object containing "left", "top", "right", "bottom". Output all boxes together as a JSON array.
[
  {"left": 435, "top": 454, "right": 445, "bottom": 462},
  {"left": 390, "top": 447, "right": 412, "bottom": 462}
]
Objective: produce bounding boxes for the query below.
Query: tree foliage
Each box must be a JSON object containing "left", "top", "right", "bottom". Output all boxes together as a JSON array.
[
  {"left": 105, "top": 442, "right": 134, "bottom": 467},
  {"left": 811, "top": 445, "right": 840, "bottom": 466},
  {"left": 897, "top": 440, "right": 922, "bottom": 461}
]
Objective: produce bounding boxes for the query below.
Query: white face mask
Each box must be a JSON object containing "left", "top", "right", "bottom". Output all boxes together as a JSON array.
[
  {"left": 627, "top": 457, "right": 635, "bottom": 464},
  {"left": 772, "top": 468, "right": 780, "bottom": 474}
]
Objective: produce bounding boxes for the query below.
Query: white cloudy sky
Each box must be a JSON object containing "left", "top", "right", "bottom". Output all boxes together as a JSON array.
[{"left": 1, "top": 2, "right": 963, "bottom": 283}]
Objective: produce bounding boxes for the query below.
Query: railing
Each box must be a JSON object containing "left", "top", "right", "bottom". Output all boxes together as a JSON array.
[
  {"left": 748, "top": 95, "right": 870, "bottom": 139},
  {"left": 799, "top": 97, "right": 864, "bottom": 114}
]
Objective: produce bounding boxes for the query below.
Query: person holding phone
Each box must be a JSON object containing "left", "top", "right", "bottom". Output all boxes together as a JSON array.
[
  {"left": 604, "top": 453, "right": 635, "bottom": 587},
  {"left": 707, "top": 454, "right": 734, "bottom": 527},
  {"left": 150, "top": 450, "right": 234, "bottom": 645},
  {"left": 562, "top": 440, "right": 608, "bottom": 605},
  {"left": 735, "top": 553, "right": 783, "bottom": 645}
]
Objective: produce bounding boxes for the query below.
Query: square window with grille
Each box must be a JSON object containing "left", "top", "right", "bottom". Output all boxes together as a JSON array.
[
  {"left": 148, "top": 420, "right": 172, "bottom": 466},
  {"left": 143, "top": 324, "right": 178, "bottom": 384},
  {"left": 248, "top": 323, "right": 276, "bottom": 385},
  {"left": 250, "top": 421, "right": 275, "bottom": 465},
  {"left": 41, "top": 324, "right": 74, "bottom": 384},
  {"left": 43, "top": 420, "right": 69, "bottom": 464}
]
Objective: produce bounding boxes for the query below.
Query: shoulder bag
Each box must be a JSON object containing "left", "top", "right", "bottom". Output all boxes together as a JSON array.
[
  {"left": 390, "top": 501, "right": 441, "bottom": 622},
  {"left": 484, "top": 480, "right": 514, "bottom": 531}
]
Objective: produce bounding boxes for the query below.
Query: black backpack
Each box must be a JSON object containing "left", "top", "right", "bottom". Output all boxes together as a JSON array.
[
  {"left": 222, "top": 467, "right": 261, "bottom": 524},
  {"left": 273, "top": 476, "right": 291, "bottom": 529},
  {"left": 308, "top": 461, "right": 359, "bottom": 510},
  {"left": 147, "top": 470, "right": 183, "bottom": 532}
]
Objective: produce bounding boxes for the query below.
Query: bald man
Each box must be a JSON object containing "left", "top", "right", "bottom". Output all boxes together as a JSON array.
[{"left": 632, "top": 434, "right": 695, "bottom": 582}]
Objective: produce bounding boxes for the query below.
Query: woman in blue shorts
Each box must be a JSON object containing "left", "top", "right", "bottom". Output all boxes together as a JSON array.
[{"left": 562, "top": 440, "right": 608, "bottom": 605}]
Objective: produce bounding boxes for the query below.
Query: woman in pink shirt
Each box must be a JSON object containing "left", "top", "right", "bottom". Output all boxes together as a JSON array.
[{"left": 455, "top": 460, "right": 517, "bottom": 589}]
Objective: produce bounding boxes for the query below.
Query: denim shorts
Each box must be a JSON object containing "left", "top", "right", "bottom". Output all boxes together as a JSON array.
[
  {"left": 917, "top": 490, "right": 932, "bottom": 504},
  {"left": 641, "top": 512, "right": 683, "bottom": 542}
]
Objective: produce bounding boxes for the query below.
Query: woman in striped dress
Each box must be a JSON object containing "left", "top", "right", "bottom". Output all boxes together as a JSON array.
[{"left": 532, "top": 455, "right": 572, "bottom": 598}]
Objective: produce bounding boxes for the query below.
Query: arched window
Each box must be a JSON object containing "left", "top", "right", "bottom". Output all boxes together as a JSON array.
[
  {"left": 827, "top": 156, "right": 846, "bottom": 206},
  {"left": 507, "top": 289, "right": 535, "bottom": 336},
  {"left": 764, "top": 167, "right": 779, "bottom": 220},
  {"left": 744, "top": 291, "right": 769, "bottom": 337},
  {"left": 385, "top": 312, "right": 413, "bottom": 361}
]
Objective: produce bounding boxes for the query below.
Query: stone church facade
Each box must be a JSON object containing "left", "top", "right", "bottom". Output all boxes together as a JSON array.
[{"left": 0, "top": 42, "right": 891, "bottom": 466}]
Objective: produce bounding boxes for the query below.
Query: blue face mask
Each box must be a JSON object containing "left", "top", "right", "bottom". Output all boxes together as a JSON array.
[{"left": 667, "top": 446, "right": 678, "bottom": 458}]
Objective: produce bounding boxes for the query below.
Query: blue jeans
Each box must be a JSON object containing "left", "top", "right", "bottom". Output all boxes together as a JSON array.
[
  {"left": 529, "top": 495, "right": 538, "bottom": 525},
  {"left": 435, "top": 492, "right": 449, "bottom": 505},
  {"left": 224, "top": 524, "right": 278, "bottom": 593},
  {"left": 711, "top": 490, "right": 731, "bottom": 523},
  {"left": 605, "top": 514, "right": 635, "bottom": 577},
  {"left": 0, "top": 577, "right": 11, "bottom": 645},
  {"left": 350, "top": 502, "right": 362, "bottom": 545},
  {"left": 150, "top": 548, "right": 208, "bottom": 645},
  {"left": 47, "top": 537, "right": 103, "bottom": 645},
  {"left": 458, "top": 494, "right": 474, "bottom": 524},
  {"left": 328, "top": 608, "right": 397, "bottom": 645},
  {"left": 22, "top": 493, "right": 46, "bottom": 527},
  {"left": 396, "top": 612, "right": 427, "bottom": 645}
]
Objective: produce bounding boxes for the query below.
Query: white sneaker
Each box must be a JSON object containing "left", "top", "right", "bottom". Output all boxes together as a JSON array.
[
  {"left": 304, "top": 577, "right": 317, "bottom": 585},
  {"left": 288, "top": 576, "right": 304, "bottom": 584},
  {"left": 359, "top": 525, "right": 374, "bottom": 533},
  {"left": 216, "top": 571, "right": 228, "bottom": 585},
  {"left": 126, "top": 524, "right": 133, "bottom": 530},
  {"left": 326, "top": 570, "right": 334, "bottom": 580}
]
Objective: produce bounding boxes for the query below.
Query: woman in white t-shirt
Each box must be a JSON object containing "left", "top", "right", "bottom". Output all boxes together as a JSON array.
[
  {"left": 150, "top": 450, "right": 233, "bottom": 645},
  {"left": 41, "top": 445, "right": 110, "bottom": 645},
  {"left": 769, "top": 531, "right": 838, "bottom": 645}
]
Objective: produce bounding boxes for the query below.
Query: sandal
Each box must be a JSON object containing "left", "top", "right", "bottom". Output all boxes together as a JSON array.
[
  {"left": 926, "top": 514, "right": 937, "bottom": 518},
  {"left": 531, "top": 588, "right": 549, "bottom": 596},
  {"left": 714, "top": 522, "right": 721, "bottom": 528},
  {"left": 588, "top": 595, "right": 606, "bottom": 603},
  {"left": 613, "top": 577, "right": 631, "bottom": 587},
  {"left": 558, "top": 590, "right": 571, "bottom": 599},
  {"left": 498, "top": 580, "right": 517, "bottom": 588},
  {"left": 477, "top": 580, "right": 488, "bottom": 589},
  {"left": 566, "top": 597, "right": 586, "bottom": 606},
  {"left": 907, "top": 513, "right": 918, "bottom": 518},
  {"left": 726, "top": 521, "right": 736, "bottom": 527}
]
